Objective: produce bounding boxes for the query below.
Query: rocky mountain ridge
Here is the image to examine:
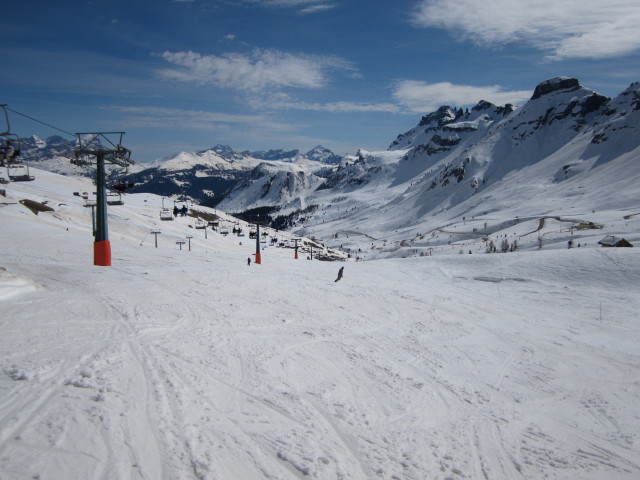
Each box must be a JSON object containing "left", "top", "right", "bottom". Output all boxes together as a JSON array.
[
  {"left": 216, "top": 76, "right": 640, "bottom": 258},
  {"left": 9, "top": 77, "right": 640, "bottom": 257}
]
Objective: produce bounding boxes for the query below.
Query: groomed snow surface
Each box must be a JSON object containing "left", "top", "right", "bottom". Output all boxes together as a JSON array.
[{"left": 1, "top": 169, "right": 640, "bottom": 480}]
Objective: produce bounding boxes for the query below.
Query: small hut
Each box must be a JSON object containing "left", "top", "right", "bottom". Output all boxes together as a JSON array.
[{"left": 598, "top": 235, "right": 633, "bottom": 248}]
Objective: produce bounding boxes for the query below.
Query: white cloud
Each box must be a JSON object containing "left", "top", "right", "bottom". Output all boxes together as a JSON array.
[
  {"left": 157, "top": 49, "right": 357, "bottom": 92},
  {"left": 249, "top": 92, "right": 400, "bottom": 113},
  {"left": 411, "top": 0, "right": 640, "bottom": 60},
  {"left": 256, "top": 0, "right": 321, "bottom": 6},
  {"left": 105, "top": 105, "right": 295, "bottom": 132},
  {"left": 299, "top": 4, "right": 336, "bottom": 15},
  {"left": 392, "top": 80, "right": 531, "bottom": 113},
  {"left": 244, "top": 0, "right": 337, "bottom": 15}
]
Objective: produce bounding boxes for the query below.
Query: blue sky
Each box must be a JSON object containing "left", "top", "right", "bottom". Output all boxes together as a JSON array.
[{"left": 2, "top": 0, "right": 640, "bottom": 163}]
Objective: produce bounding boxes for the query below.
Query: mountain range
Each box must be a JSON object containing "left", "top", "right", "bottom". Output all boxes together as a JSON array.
[
  {"left": 12, "top": 76, "right": 640, "bottom": 258},
  {"left": 3, "top": 77, "right": 640, "bottom": 480},
  {"left": 4, "top": 141, "right": 640, "bottom": 480}
]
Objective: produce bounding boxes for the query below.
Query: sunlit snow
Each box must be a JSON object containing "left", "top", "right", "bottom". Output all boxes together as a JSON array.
[{"left": 1, "top": 168, "right": 639, "bottom": 479}]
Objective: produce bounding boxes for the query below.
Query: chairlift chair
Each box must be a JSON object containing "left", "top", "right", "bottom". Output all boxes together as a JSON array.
[
  {"left": 1, "top": 106, "right": 35, "bottom": 182},
  {"left": 195, "top": 219, "right": 206, "bottom": 229},
  {"left": 1, "top": 106, "right": 21, "bottom": 158},
  {"left": 106, "top": 191, "right": 124, "bottom": 205},
  {"left": 160, "top": 208, "right": 174, "bottom": 221},
  {"left": 7, "top": 162, "right": 34, "bottom": 182},
  {"left": 112, "top": 179, "right": 134, "bottom": 193}
]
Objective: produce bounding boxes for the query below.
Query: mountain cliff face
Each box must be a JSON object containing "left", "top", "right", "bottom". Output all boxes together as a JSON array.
[
  {"left": 265, "top": 77, "right": 640, "bottom": 252},
  {"left": 392, "top": 76, "right": 615, "bottom": 202},
  {"left": 216, "top": 161, "right": 324, "bottom": 213}
]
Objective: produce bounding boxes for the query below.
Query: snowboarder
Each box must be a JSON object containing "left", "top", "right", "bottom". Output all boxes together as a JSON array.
[
  {"left": 334, "top": 266, "right": 344, "bottom": 282},
  {"left": 247, "top": 257, "right": 251, "bottom": 266}
]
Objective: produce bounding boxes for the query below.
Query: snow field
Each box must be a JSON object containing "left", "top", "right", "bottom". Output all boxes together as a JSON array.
[{"left": 1, "top": 168, "right": 640, "bottom": 479}]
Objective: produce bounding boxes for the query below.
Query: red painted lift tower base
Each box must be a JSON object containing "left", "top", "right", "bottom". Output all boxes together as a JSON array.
[{"left": 94, "top": 240, "right": 112, "bottom": 266}]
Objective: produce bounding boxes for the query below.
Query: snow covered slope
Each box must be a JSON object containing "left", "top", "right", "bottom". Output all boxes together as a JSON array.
[
  {"left": 216, "top": 161, "right": 325, "bottom": 214},
  {"left": 14, "top": 79, "right": 640, "bottom": 264},
  {"left": 288, "top": 78, "right": 640, "bottom": 259},
  {"left": 1, "top": 167, "right": 640, "bottom": 479}
]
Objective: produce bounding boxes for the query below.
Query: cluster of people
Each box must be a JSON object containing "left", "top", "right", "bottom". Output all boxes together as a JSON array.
[{"left": 173, "top": 205, "right": 188, "bottom": 217}]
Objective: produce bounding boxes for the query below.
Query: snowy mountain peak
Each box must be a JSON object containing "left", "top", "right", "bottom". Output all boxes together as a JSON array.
[
  {"left": 207, "top": 144, "right": 240, "bottom": 160},
  {"left": 389, "top": 99, "right": 510, "bottom": 152},
  {"left": 305, "top": 145, "right": 343, "bottom": 164},
  {"left": 613, "top": 82, "right": 640, "bottom": 111},
  {"left": 31, "top": 135, "right": 46, "bottom": 148},
  {"left": 418, "top": 105, "right": 460, "bottom": 128},
  {"left": 251, "top": 148, "right": 301, "bottom": 161},
  {"left": 531, "top": 76, "right": 580, "bottom": 100},
  {"left": 471, "top": 100, "right": 493, "bottom": 111}
]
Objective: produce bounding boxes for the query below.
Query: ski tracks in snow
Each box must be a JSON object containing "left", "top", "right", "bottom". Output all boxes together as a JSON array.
[{"left": 3, "top": 245, "right": 640, "bottom": 479}]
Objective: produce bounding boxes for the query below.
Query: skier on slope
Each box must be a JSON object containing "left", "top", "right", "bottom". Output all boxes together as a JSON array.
[{"left": 334, "top": 266, "right": 344, "bottom": 282}]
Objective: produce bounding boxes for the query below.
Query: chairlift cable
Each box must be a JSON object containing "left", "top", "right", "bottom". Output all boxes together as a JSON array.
[{"left": 4, "top": 106, "right": 76, "bottom": 138}]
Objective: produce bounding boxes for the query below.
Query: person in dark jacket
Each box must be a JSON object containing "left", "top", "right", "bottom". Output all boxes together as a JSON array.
[{"left": 335, "top": 266, "right": 344, "bottom": 282}]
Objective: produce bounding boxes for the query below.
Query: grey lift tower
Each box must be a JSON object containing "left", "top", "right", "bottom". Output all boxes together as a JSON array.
[{"left": 73, "top": 132, "right": 133, "bottom": 266}]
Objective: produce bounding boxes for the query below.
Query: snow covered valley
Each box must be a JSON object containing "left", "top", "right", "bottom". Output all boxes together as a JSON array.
[{"left": 1, "top": 169, "right": 639, "bottom": 479}]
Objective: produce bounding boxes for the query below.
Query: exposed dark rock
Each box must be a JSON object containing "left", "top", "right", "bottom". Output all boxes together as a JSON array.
[{"left": 531, "top": 77, "right": 580, "bottom": 100}]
